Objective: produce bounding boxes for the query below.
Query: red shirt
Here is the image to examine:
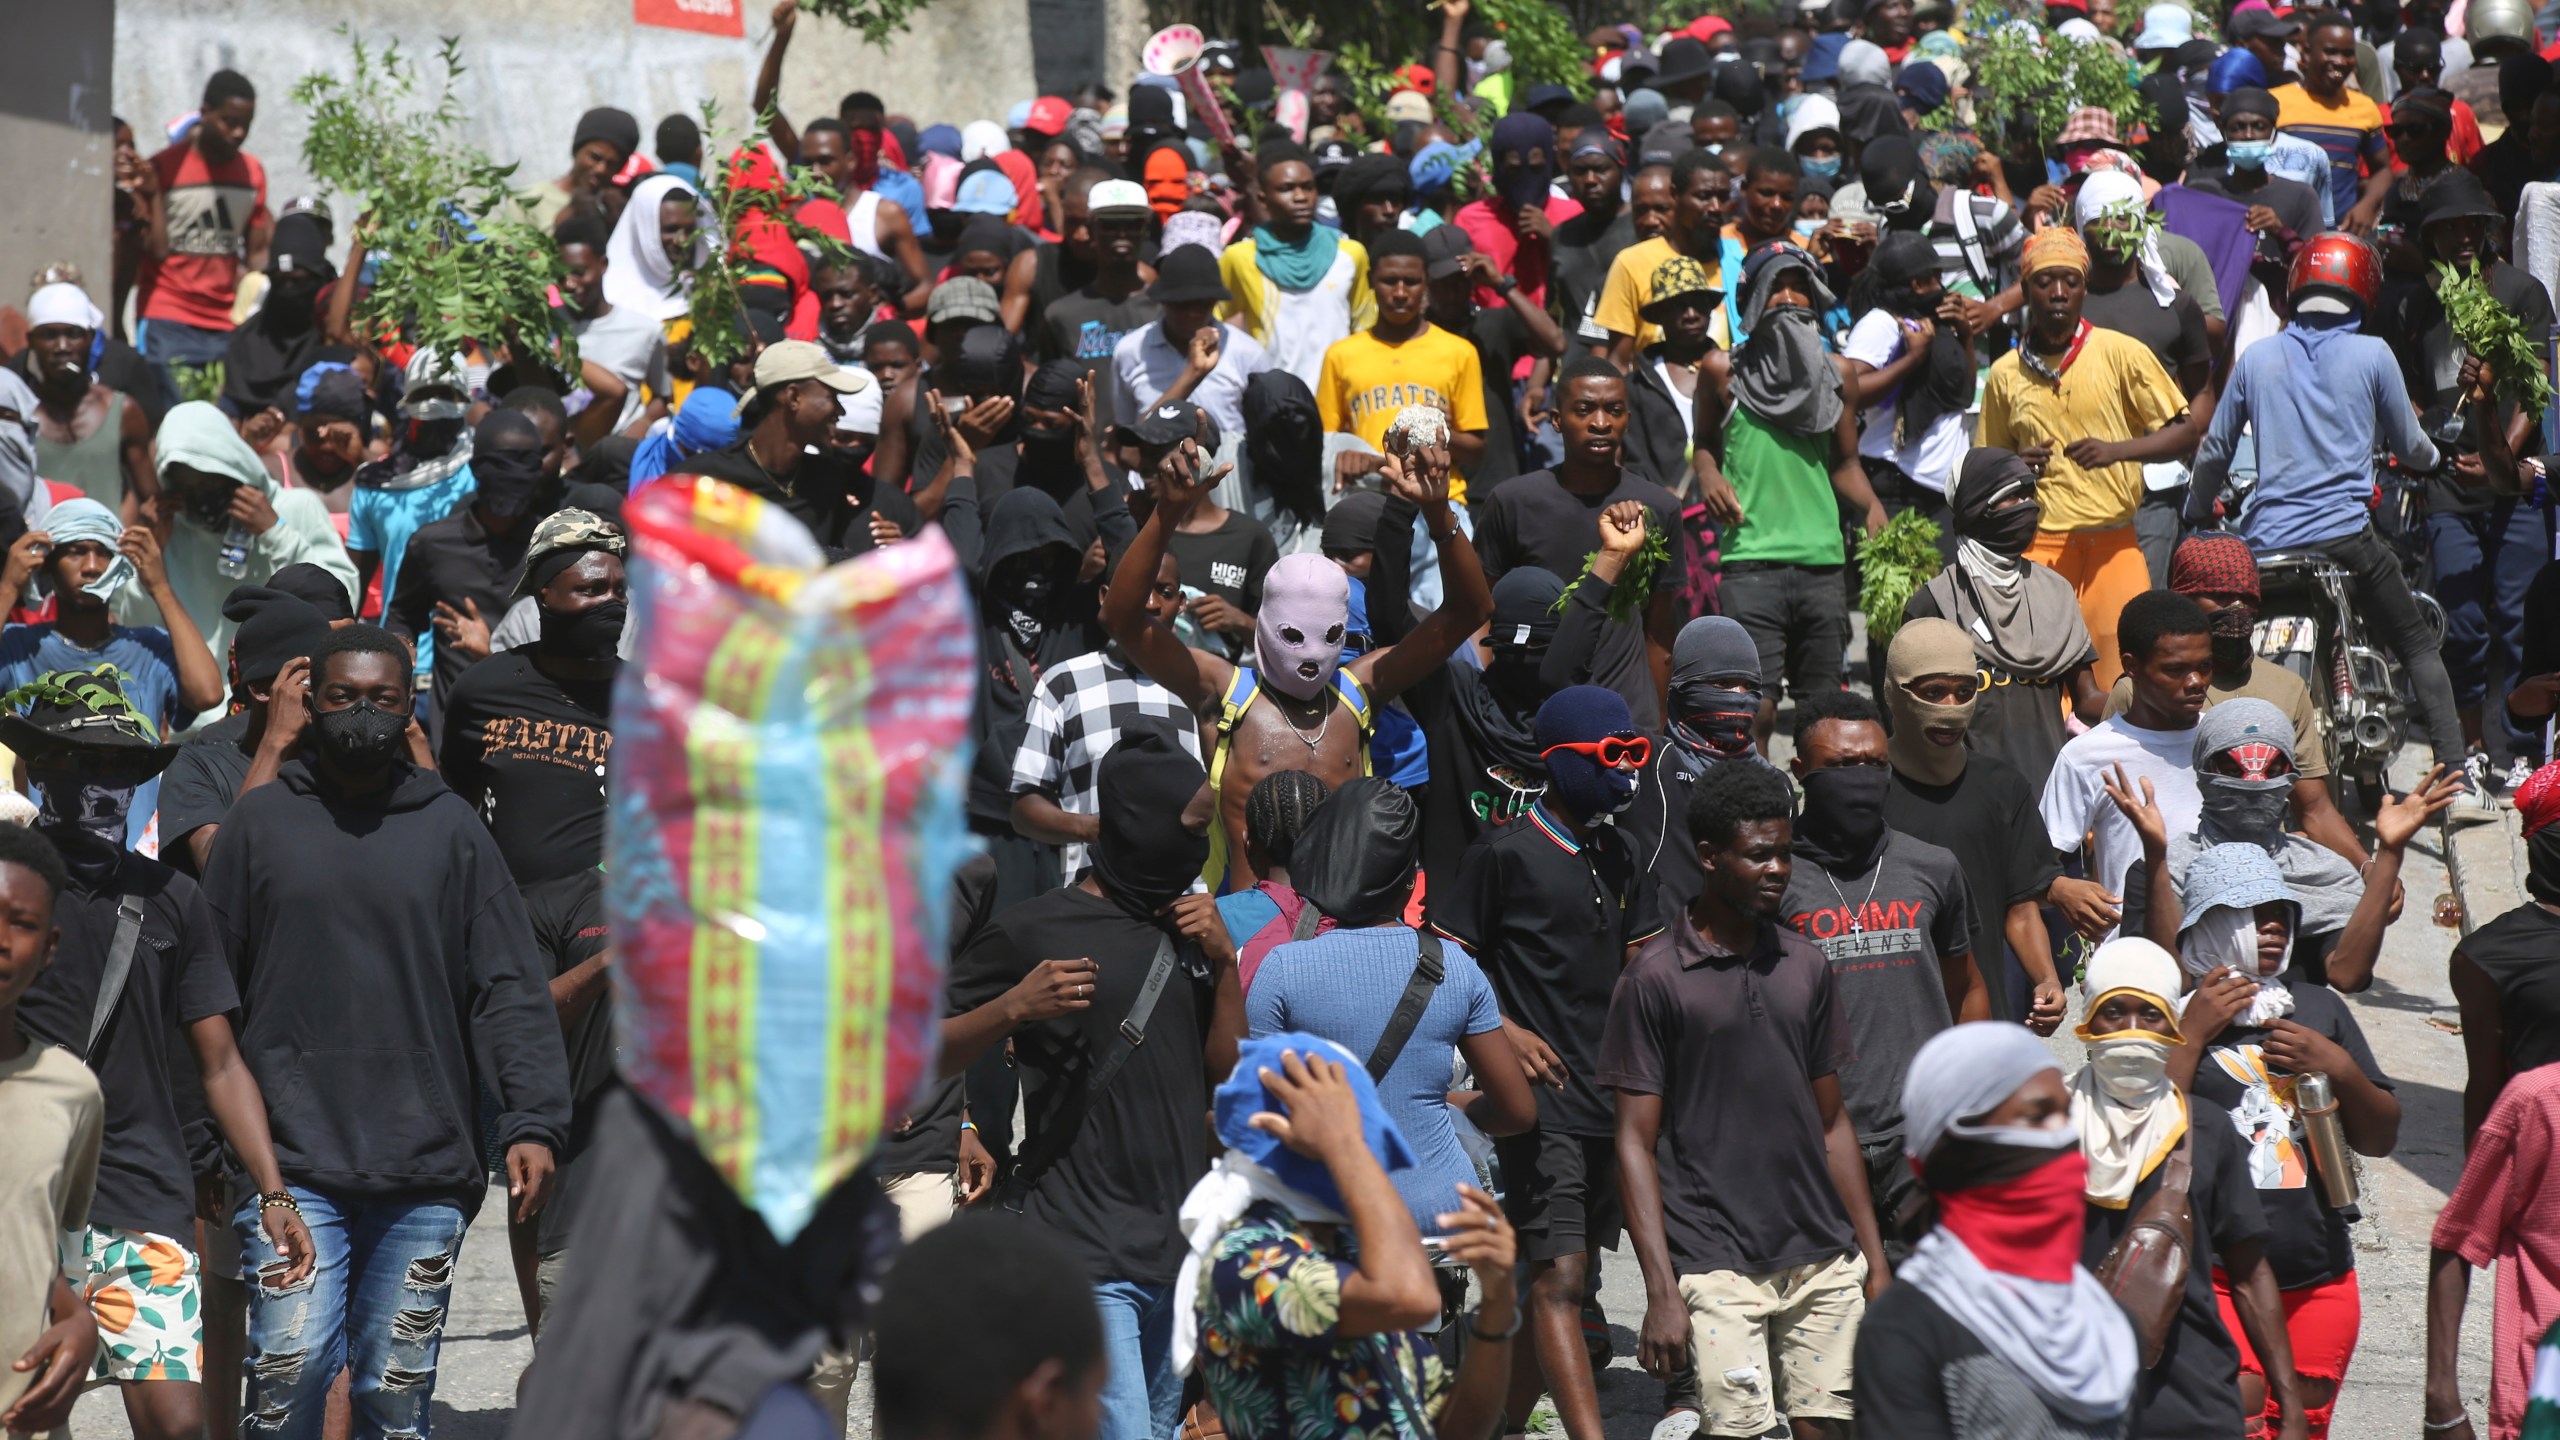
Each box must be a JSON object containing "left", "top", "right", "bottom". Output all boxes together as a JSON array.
[
  {"left": 2432, "top": 1064, "right": 2560, "bottom": 1440},
  {"left": 1451, "top": 194, "right": 1585, "bottom": 312},
  {"left": 138, "top": 142, "right": 268, "bottom": 332}
]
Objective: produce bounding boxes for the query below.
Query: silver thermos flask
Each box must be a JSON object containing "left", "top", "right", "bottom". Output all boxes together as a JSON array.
[{"left": 2296, "top": 1071, "right": 2359, "bottom": 1210}]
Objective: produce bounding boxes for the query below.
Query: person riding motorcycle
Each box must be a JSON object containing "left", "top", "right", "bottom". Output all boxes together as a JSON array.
[{"left": 2184, "top": 232, "right": 2472, "bottom": 784}]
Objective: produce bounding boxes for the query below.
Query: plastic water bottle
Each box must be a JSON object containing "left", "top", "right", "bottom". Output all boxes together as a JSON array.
[{"left": 217, "top": 522, "right": 252, "bottom": 579}]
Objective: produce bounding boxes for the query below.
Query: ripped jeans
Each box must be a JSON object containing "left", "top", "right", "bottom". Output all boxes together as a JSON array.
[{"left": 233, "top": 1188, "right": 467, "bottom": 1440}]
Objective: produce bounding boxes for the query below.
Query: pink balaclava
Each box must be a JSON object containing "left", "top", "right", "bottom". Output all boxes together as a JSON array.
[{"left": 1255, "top": 553, "right": 1350, "bottom": 700}]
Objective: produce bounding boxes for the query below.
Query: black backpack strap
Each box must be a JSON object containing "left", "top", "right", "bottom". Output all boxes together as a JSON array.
[
  {"left": 84, "top": 894, "right": 149, "bottom": 1061},
  {"left": 1364, "top": 931, "right": 1447, "bottom": 1082},
  {"left": 1002, "top": 934, "right": 1181, "bottom": 1206}
]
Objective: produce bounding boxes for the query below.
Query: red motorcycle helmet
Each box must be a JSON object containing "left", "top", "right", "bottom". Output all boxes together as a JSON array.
[{"left": 2289, "top": 231, "right": 2383, "bottom": 316}]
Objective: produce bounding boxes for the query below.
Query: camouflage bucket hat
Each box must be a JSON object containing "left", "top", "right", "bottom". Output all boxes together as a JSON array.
[{"left": 514, "top": 508, "right": 629, "bottom": 600}]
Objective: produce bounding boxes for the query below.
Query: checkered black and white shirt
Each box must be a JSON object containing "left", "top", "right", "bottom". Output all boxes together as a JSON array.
[{"left": 1009, "top": 649, "right": 1204, "bottom": 877}]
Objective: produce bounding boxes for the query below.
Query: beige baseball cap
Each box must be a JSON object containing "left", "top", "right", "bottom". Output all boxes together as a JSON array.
[{"left": 752, "top": 339, "right": 871, "bottom": 394}]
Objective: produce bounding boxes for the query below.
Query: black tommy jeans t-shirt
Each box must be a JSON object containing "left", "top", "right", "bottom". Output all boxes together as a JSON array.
[
  {"left": 437, "top": 651, "right": 614, "bottom": 887},
  {"left": 1435, "top": 805, "right": 1661, "bottom": 1138},
  {"left": 18, "top": 845, "right": 238, "bottom": 1240},
  {"left": 2187, "top": 984, "right": 2393, "bottom": 1290},
  {"left": 2080, "top": 1118, "right": 2268, "bottom": 1440},
  {"left": 1597, "top": 917, "right": 1859, "bottom": 1276},
  {"left": 948, "top": 884, "right": 1217, "bottom": 1285}
]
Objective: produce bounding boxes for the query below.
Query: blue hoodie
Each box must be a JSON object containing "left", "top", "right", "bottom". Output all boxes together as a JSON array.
[{"left": 2186, "top": 313, "right": 2438, "bottom": 550}]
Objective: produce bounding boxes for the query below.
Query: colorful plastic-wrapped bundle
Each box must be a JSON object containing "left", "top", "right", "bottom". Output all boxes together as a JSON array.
[{"left": 607, "top": 475, "right": 976, "bottom": 1241}]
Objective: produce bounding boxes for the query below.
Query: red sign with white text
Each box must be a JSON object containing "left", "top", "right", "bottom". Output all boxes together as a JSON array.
[{"left": 635, "top": 0, "right": 743, "bottom": 37}]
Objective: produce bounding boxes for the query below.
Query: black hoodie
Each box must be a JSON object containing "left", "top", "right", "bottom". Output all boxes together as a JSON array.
[
  {"left": 200, "top": 757, "right": 571, "bottom": 1209},
  {"left": 940, "top": 484, "right": 1130, "bottom": 829}
]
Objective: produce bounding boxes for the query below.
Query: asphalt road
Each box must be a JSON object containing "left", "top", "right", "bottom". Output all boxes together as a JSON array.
[{"left": 69, "top": 789, "right": 2511, "bottom": 1440}]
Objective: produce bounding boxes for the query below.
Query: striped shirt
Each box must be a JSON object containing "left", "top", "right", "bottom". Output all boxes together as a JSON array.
[{"left": 2272, "top": 83, "right": 2391, "bottom": 220}]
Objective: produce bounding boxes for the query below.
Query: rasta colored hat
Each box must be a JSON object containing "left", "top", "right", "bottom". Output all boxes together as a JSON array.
[
  {"left": 1641, "top": 253, "right": 1723, "bottom": 322},
  {"left": 515, "top": 507, "right": 628, "bottom": 600},
  {"left": 0, "top": 665, "right": 182, "bottom": 775},
  {"left": 2167, "top": 533, "right": 2260, "bottom": 601}
]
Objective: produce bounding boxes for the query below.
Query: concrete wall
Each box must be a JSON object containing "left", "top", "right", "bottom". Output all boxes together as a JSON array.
[
  {"left": 0, "top": 2, "right": 117, "bottom": 307},
  {"left": 112, "top": 0, "right": 1059, "bottom": 251}
]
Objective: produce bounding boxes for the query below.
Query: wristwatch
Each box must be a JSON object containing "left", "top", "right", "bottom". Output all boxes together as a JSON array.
[{"left": 1491, "top": 272, "right": 1518, "bottom": 296}]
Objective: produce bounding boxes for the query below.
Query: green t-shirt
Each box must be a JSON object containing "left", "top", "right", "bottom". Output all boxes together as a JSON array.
[{"left": 1720, "top": 406, "right": 1845, "bottom": 566}]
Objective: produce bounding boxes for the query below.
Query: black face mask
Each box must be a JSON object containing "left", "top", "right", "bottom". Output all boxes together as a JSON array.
[
  {"left": 541, "top": 600, "right": 627, "bottom": 661},
  {"left": 1794, "top": 763, "right": 1893, "bottom": 871},
  {"left": 311, "top": 704, "right": 409, "bottom": 773},
  {"left": 2208, "top": 603, "right": 2256, "bottom": 667},
  {"left": 1670, "top": 685, "right": 1761, "bottom": 760},
  {"left": 474, "top": 447, "right": 545, "bottom": 518},
  {"left": 1970, "top": 499, "right": 2042, "bottom": 558},
  {"left": 34, "top": 776, "right": 136, "bottom": 851}
]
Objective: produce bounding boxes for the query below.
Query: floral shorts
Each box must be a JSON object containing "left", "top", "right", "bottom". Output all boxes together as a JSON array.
[{"left": 72, "top": 1226, "right": 201, "bottom": 1382}]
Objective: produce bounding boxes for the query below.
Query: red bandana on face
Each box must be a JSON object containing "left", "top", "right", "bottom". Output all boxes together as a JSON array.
[
  {"left": 1931, "top": 1148, "right": 2090, "bottom": 1282},
  {"left": 2223, "top": 742, "right": 2284, "bottom": 781}
]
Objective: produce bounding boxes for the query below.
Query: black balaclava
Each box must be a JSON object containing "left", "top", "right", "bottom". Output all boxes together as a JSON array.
[
  {"left": 1241, "top": 371, "right": 1325, "bottom": 526},
  {"left": 1291, "top": 777, "right": 1421, "bottom": 927},
  {"left": 1858, "top": 135, "right": 1937, "bottom": 232},
  {"left": 473, "top": 410, "right": 547, "bottom": 519},
  {"left": 1015, "top": 359, "right": 1085, "bottom": 496},
  {"left": 1088, "top": 730, "right": 1211, "bottom": 921},
  {"left": 1795, "top": 764, "right": 1893, "bottom": 872}
]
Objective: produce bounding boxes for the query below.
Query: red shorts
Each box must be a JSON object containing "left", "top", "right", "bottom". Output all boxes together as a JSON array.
[{"left": 2212, "top": 1267, "right": 2360, "bottom": 1440}]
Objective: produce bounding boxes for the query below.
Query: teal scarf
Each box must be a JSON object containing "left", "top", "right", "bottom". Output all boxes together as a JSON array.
[{"left": 1252, "top": 223, "right": 1342, "bottom": 292}]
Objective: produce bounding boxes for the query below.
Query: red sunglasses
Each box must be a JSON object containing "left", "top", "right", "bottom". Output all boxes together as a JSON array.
[{"left": 1541, "top": 736, "right": 1652, "bottom": 768}]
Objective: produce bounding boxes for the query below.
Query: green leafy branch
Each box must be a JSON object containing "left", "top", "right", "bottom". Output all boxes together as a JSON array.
[
  {"left": 292, "top": 33, "right": 575, "bottom": 379},
  {"left": 1858, "top": 509, "right": 1944, "bottom": 645},
  {"left": 1963, "top": 12, "right": 2151, "bottom": 150},
  {"left": 791, "top": 0, "right": 937, "bottom": 45},
  {"left": 2436, "top": 260, "right": 2556, "bottom": 419},
  {"left": 1552, "top": 525, "right": 1673, "bottom": 626},
  {"left": 681, "top": 99, "right": 859, "bottom": 371}
]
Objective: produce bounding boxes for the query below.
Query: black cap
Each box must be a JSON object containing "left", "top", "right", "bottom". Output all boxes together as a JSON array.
[
  {"left": 1148, "top": 244, "right": 1233, "bottom": 304},
  {"left": 1321, "top": 491, "right": 1388, "bottom": 554},
  {"left": 268, "top": 563, "right": 353, "bottom": 622},
  {"left": 1520, "top": 83, "right": 1577, "bottom": 115},
  {"left": 1421, "top": 225, "right": 1473, "bottom": 280},
  {"left": 1653, "top": 36, "right": 1719, "bottom": 88},
  {"left": 1122, "top": 397, "right": 1219, "bottom": 450}
]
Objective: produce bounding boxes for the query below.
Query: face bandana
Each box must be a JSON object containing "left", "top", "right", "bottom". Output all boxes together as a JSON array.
[
  {"left": 1543, "top": 744, "right": 1639, "bottom": 817},
  {"left": 311, "top": 703, "right": 410, "bottom": 773},
  {"left": 473, "top": 445, "right": 546, "bottom": 519},
  {"left": 38, "top": 779, "right": 136, "bottom": 850},
  {"left": 1793, "top": 764, "right": 1892, "bottom": 872},
  {"left": 1255, "top": 553, "right": 1350, "bottom": 701},
  {"left": 2081, "top": 1030, "right": 2175, "bottom": 1105},
  {"left": 1668, "top": 687, "right": 1760, "bottom": 768},
  {"left": 2207, "top": 603, "right": 2256, "bottom": 668},
  {"left": 1932, "top": 1145, "right": 2090, "bottom": 1284},
  {"left": 2199, "top": 773, "right": 2292, "bottom": 843},
  {"left": 542, "top": 600, "right": 628, "bottom": 661}
]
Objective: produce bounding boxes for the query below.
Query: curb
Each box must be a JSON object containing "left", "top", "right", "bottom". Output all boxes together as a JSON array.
[{"left": 2445, "top": 804, "right": 2527, "bottom": 936}]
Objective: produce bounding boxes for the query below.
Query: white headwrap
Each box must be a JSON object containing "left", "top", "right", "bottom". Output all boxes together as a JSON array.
[
  {"left": 2074, "top": 169, "right": 2178, "bottom": 308},
  {"left": 605, "top": 173, "right": 705, "bottom": 322},
  {"left": 2072, "top": 938, "right": 2190, "bottom": 1209},
  {"left": 1171, "top": 1151, "right": 1347, "bottom": 1377},
  {"left": 2179, "top": 904, "right": 2297, "bottom": 1024},
  {"left": 26, "top": 283, "right": 105, "bottom": 334}
]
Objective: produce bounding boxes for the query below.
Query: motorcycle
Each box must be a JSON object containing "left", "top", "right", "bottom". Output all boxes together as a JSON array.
[{"left": 2244, "top": 468, "right": 2447, "bottom": 814}]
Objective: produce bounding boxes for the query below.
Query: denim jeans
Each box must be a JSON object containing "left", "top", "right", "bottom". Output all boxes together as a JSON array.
[
  {"left": 234, "top": 1188, "right": 468, "bottom": 1440},
  {"left": 1092, "top": 1279, "right": 1180, "bottom": 1440},
  {"left": 2429, "top": 501, "right": 2551, "bottom": 758},
  {"left": 139, "top": 317, "right": 235, "bottom": 411},
  {"left": 2310, "top": 522, "right": 2466, "bottom": 765}
]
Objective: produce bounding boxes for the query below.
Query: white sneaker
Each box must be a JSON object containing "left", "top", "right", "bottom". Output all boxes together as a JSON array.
[
  {"left": 2449, "top": 771, "right": 2501, "bottom": 826},
  {"left": 2506, "top": 757, "right": 2540, "bottom": 794},
  {"left": 1648, "top": 1411, "right": 1702, "bottom": 1440}
]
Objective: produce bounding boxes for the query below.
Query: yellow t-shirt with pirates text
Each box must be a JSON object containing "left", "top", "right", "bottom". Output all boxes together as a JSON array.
[{"left": 1314, "top": 323, "right": 1491, "bottom": 502}]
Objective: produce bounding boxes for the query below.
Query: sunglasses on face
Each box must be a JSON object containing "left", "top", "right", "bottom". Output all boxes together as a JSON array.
[{"left": 1542, "top": 735, "right": 1652, "bottom": 768}]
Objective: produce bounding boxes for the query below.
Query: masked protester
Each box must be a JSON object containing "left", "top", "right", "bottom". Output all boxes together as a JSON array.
[
  {"left": 1452, "top": 112, "right": 1580, "bottom": 312},
  {"left": 199, "top": 623, "right": 571, "bottom": 1440},
  {"left": 943, "top": 731, "right": 1243, "bottom": 1440},
  {"left": 1390, "top": 560, "right": 1560, "bottom": 888},
  {"left": 348, "top": 350, "right": 479, "bottom": 628},
  {"left": 1616, "top": 615, "right": 1781, "bottom": 912},
  {"left": 1780, "top": 688, "right": 1986, "bottom": 1261},
  {"left": 2070, "top": 938, "right": 2313, "bottom": 1440},
  {"left": 1245, "top": 779, "right": 1536, "bottom": 1233},
  {"left": 1854, "top": 1023, "right": 2139, "bottom": 1436},
  {"left": 221, "top": 213, "right": 335, "bottom": 417},
  {"left": 1433, "top": 684, "right": 1663, "bottom": 1440},
  {"left": 3, "top": 667, "right": 322, "bottom": 1440},
  {"left": 384, "top": 406, "right": 554, "bottom": 719},
  {"left": 143, "top": 402, "right": 358, "bottom": 731},
  {"left": 156, "top": 586, "right": 333, "bottom": 877},
  {"left": 1907, "top": 446, "right": 2106, "bottom": 783},
  {"left": 1878, "top": 618, "right": 2069, "bottom": 1033},
  {"left": 434, "top": 508, "right": 624, "bottom": 1333}
]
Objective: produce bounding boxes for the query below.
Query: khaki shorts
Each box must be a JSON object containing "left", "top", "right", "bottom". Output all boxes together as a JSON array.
[{"left": 1677, "top": 1252, "right": 1866, "bottom": 1437}]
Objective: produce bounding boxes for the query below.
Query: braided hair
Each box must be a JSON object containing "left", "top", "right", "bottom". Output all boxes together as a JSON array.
[{"left": 1244, "top": 769, "right": 1331, "bottom": 871}]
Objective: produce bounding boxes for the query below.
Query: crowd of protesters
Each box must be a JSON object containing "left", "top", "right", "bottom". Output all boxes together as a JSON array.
[{"left": 9, "top": 0, "right": 2560, "bottom": 1437}]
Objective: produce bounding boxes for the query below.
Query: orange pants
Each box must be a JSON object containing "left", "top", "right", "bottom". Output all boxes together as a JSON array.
[{"left": 2024, "top": 524, "right": 2153, "bottom": 690}]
